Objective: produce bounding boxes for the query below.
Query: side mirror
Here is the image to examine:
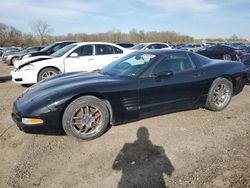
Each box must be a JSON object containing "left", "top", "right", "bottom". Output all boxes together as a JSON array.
[
  {"left": 154, "top": 71, "right": 173, "bottom": 80},
  {"left": 70, "top": 52, "right": 78, "bottom": 58}
]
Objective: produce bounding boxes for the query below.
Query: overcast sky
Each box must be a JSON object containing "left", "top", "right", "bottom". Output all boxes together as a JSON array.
[{"left": 0, "top": 0, "right": 250, "bottom": 39}]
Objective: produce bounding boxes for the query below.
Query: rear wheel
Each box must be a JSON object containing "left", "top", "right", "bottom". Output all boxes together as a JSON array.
[
  {"left": 205, "top": 78, "right": 233, "bottom": 111},
  {"left": 62, "top": 96, "right": 109, "bottom": 140},
  {"left": 222, "top": 54, "right": 231, "bottom": 60},
  {"left": 38, "top": 67, "right": 59, "bottom": 82}
]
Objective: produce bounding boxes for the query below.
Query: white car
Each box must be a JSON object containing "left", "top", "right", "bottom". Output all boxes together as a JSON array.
[
  {"left": 130, "top": 42, "right": 171, "bottom": 50},
  {"left": 11, "top": 42, "right": 129, "bottom": 84}
]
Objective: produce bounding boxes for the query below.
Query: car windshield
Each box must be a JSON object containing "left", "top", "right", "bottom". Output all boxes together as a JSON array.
[
  {"left": 40, "top": 43, "right": 55, "bottom": 52},
  {"left": 20, "top": 47, "right": 29, "bottom": 53},
  {"left": 131, "top": 44, "right": 147, "bottom": 50},
  {"left": 100, "top": 53, "right": 160, "bottom": 77},
  {"left": 51, "top": 44, "right": 77, "bottom": 57}
]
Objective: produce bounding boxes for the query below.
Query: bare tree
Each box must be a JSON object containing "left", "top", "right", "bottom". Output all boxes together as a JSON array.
[{"left": 30, "top": 20, "right": 52, "bottom": 45}]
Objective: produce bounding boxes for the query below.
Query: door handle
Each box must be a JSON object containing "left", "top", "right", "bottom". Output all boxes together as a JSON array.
[
  {"left": 113, "top": 56, "right": 119, "bottom": 59},
  {"left": 192, "top": 73, "right": 201, "bottom": 78},
  {"left": 88, "top": 58, "right": 94, "bottom": 61}
]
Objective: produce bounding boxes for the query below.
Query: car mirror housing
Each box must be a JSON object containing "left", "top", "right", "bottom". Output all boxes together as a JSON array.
[
  {"left": 70, "top": 53, "right": 79, "bottom": 58},
  {"left": 154, "top": 71, "right": 174, "bottom": 80}
]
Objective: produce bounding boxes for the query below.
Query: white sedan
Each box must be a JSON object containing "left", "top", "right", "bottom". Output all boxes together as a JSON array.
[{"left": 11, "top": 42, "right": 129, "bottom": 84}]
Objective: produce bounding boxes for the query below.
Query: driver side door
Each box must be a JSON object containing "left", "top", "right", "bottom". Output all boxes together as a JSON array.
[
  {"left": 64, "top": 45, "right": 96, "bottom": 72},
  {"left": 139, "top": 52, "right": 204, "bottom": 117}
]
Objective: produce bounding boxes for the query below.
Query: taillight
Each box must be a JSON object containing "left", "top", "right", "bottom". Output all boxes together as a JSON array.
[{"left": 234, "top": 76, "right": 241, "bottom": 81}]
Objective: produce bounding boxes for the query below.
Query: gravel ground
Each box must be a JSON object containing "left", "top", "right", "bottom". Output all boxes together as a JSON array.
[{"left": 0, "top": 61, "right": 249, "bottom": 188}]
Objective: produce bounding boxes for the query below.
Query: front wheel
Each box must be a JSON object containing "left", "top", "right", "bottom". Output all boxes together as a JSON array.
[
  {"left": 205, "top": 78, "right": 233, "bottom": 111},
  {"left": 38, "top": 67, "right": 59, "bottom": 82},
  {"left": 62, "top": 96, "right": 110, "bottom": 140}
]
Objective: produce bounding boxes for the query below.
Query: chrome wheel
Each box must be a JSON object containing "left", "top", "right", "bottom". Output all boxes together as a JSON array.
[
  {"left": 212, "top": 84, "right": 231, "bottom": 108},
  {"left": 41, "top": 71, "right": 56, "bottom": 80},
  {"left": 71, "top": 105, "right": 102, "bottom": 135}
]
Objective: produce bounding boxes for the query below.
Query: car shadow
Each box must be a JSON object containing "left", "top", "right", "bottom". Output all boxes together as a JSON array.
[
  {"left": 112, "top": 127, "right": 175, "bottom": 188},
  {"left": 21, "top": 127, "right": 66, "bottom": 136},
  {"left": 0, "top": 75, "right": 12, "bottom": 83}
]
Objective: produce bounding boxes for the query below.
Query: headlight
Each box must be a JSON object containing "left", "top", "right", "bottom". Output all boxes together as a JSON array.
[
  {"left": 23, "top": 54, "right": 31, "bottom": 59},
  {"left": 20, "top": 64, "right": 34, "bottom": 71}
]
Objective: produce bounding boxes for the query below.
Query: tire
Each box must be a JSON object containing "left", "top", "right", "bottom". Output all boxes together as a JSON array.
[
  {"left": 38, "top": 67, "right": 59, "bottom": 82},
  {"left": 222, "top": 54, "right": 231, "bottom": 60},
  {"left": 205, "top": 78, "right": 233, "bottom": 111},
  {"left": 62, "top": 96, "right": 110, "bottom": 140},
  {"left": 9, "top": 56, "right": 19, "bottom": 65}
]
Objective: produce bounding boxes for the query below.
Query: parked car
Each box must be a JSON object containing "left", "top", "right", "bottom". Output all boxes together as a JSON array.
[
  {"left": 116, "top": 43, "right": 135, "bottom": 48},
  {"left": 12, "top": 50, "right": 247, "bottom": 140},
  {"left": 2, "top": 47, "right": 22, "bottom": 61},
  {"left": 20, "top": 41, "right": 76, "bottom": 59},
  {"left": 0, "top": 48, "right": 4, "bottom": 56},
  {"left": 180, "top": 44, "right": 206, "bottom": 52},
  {"left": 197, "top": 45, "right": 245, "bottom": 60},
  {"left": 130, "top": 42, "right": 171, "bottom": 50},
  {"left": 11, "top": 42, "right": 129, "bottom": 84},
  {"left": 3, "top": 46, "right": 44, "bottom": 65},
  {"left": 240, "top": 54, "right": 250, "bottom": 83}
]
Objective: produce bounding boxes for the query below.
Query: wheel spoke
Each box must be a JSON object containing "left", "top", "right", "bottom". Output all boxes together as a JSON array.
[
  {"left": 79, "top": 125, "right": 85, "bottom": 132},
  {"left": 91, "top": 109, "right": 98, "bottom": 116}
]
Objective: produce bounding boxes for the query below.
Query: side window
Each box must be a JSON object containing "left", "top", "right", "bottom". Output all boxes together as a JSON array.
[
  {"left": 152, "top": 53, "right": 195, "bottom": 75},
  {"left": 95, "top": 45, "right": 114, "bottom": 55},
  {"left": 73, "top": 45, "right": 93, "bottom": 56},
  {"left": 207, "top": 46, "right": 217, "bottom": 52},
  {"left": 153, "top": 44, "right": 168, "bottom": 49},
  {"left": 147, "top": 44, "right": 157, "bottom": 49},
  {"left": 113, "top": 46, "right": 123, "bottom": 54}
]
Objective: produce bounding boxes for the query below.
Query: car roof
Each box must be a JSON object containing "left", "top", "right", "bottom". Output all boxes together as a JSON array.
[
  {"left": 74, "top": 42, "right": 124, "bottom": 47},
  {"left": 131, "top": 49, "right": 187, "bottom": 55},
  {"left": 54, "top": 41, "right": 76, "bottom": 44}
]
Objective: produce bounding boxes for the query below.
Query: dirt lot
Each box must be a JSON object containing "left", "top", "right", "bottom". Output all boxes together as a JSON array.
[{"left": 0, "top": 61, "right": 249, "bottom": 188}]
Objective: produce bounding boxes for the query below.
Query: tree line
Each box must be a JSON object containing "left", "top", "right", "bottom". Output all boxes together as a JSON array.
[
  {"left": 0, "top": 21, "right": 248, "bottom": 47},
  {"left": 0, "top": 22, "right": 194, "bottom": 47}
]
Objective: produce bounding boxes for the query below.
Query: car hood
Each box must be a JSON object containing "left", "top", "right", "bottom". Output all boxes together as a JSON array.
[
  {"left": 14, "top": 56, "right": 53, "bottom": 69},
  {"left": 21, "top": 72, "right": 124, "bottom": 102}
]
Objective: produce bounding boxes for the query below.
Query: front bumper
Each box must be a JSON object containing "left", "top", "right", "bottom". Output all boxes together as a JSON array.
[
  {"left": 11, "top": 69, "right": 38, "bottom": 84},
  {"left": 12, "top": 101, "right": 63, "bottom": 134},
  {"left": 2, "top": 56, "right": 7, "bottom": 63}
]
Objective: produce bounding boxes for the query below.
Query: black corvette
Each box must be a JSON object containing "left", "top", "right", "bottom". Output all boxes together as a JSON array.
[{"left": 12, "top": 50, "right": 247, "bottom": 140}]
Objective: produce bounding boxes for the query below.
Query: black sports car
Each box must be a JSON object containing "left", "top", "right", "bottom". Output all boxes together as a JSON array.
[
  {"left": 12, "top": 50, "right": 247, "bottom": 140},
  {"left": 197, "top": 45, "right": 245, "bottom": 61}
]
